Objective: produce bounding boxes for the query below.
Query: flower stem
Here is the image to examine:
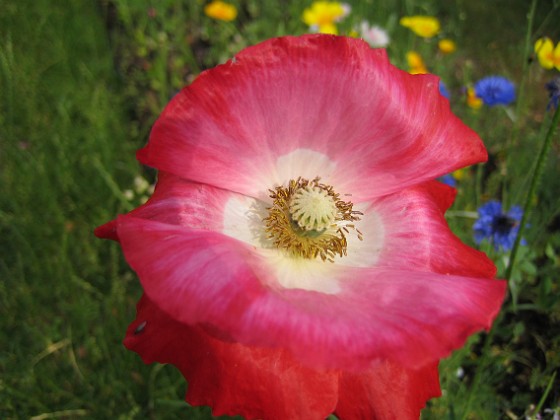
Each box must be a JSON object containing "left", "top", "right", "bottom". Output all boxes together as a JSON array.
[
  {"left": 459, "top": 325, "right": 499, "bottom": 420},
  {"left": 504, "top": 103, "right": 560, "bottom": 285},
  {"left": 503, "top": 0, "right": 538, "bottom": 208},
  {"left": 514, "top": 0, "right": 538, "bottom": 118},
  {"left": 461, "top": 57, "right": 559, "bottom": 420},
  {"left": 530, "top": 370, "right": 557, "bottom": 420}
]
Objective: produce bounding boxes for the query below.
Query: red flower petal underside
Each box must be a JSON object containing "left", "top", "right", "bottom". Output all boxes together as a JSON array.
[
  {"left": 125, "top": 295, "right": 440, "bottom": 420},
  {"left": 335, "top": 361, "right": 441, "bottom": 419},
  {"left": 125, "top": 295, "right": 338, "bottom": 420}
]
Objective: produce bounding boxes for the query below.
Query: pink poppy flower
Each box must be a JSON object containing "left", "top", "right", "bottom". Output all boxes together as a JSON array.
[{"left": 95, "top": 34, "right": 506, "bottom": 419}]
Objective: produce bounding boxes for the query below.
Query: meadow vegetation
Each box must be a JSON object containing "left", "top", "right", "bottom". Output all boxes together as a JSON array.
[{"left": 1, "top": 0, "right": 559, "bottom": 418}]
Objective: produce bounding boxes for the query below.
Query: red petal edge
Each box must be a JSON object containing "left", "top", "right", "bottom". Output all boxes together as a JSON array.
[{"left": 125, "top": 295, "right": 440, "bottom": 420}]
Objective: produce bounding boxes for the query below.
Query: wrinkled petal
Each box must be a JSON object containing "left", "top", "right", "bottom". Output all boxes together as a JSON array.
[
  {"left": 115, "top": 215, "right": 268, "bottom": 329},
  {"left": 137, "top": 35, "right": 486, "bottom": 202},
  {"left": 335, "top": 361, "right": 440, "bottom": 419},
  {"left": 95, "top": 34, "right": 508, "bottom": 419},
  {"left": 360, "top": 181, "right": 497, "bottom": 278},
  {"left": 94, "top": 172, "right": 240, "bottom": 240},
  {"left": 99, "top": 175, "right": 495, "bottom": 280},
  {"left": 126, "top": 295, "right": 440, "bottom": 419},
  {"left": 125, "top": 295, "right": 339, "bottom": 420},
  {"left": 237, "top": 266, "right": 506, "bottom": 370},
  {"left": 116, "top": 215, "right": 505, "bottom": 370}
]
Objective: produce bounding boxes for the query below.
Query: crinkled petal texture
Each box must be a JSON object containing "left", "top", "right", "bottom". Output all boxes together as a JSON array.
[
  {"left": 95, "top": 35, "right": 507, "bottom": 419},
  {"left": 125, "top": 295, "right": 441, "bottom": 420},
  {"left": 137, "top": 35, "right": 486, "bottom": 202},
  {"left": 98, "top": 174, "right": 505, "bottom": 371}
]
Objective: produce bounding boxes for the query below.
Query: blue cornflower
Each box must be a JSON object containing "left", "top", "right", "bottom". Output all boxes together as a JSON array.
[
  {"left": 438, "top": 173, "right": 456, "bottom": 187},
  {"left": 473, "top": 200, "right": 525, "bottom": 251},
  {"left": 474, "top": 76, "right": 516, "bottom": 106},
  {"left": 439, "top": 80, "right": 451, "bottom": 100},
  {"left": 546, "top": 76, "right": 560, "bottom": 110}
]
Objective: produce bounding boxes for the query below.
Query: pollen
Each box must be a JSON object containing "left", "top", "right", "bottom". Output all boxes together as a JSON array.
[{"left": 263, "top": 177, "right": 363, "bottom": 262}]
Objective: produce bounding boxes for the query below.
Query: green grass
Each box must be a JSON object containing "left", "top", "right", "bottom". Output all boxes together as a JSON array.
[
  {"left": 0, "top": 2, "right": 191, "bottom": 418},
  {"left": 1, "top": 0, "right": 559, "bottom": 418}
]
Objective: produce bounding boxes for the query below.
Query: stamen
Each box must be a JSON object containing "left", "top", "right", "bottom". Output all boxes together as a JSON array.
[{"left": 263, "top": 177, "right": 362, "bottom": 262}]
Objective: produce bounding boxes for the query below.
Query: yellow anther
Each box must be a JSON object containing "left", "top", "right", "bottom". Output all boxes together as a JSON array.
[{"left": 263, "top": 177, "right": 362, "bottom": 262}]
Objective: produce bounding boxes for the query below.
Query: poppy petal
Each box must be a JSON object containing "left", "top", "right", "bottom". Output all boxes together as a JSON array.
[
  {"left": 335, "top": 361, "right": 441, "bottom": 419},
  {"left": 126, "top": 295, "right": 441, "bottom": 419},
  {"left": 138, "top": 35, "right": 486, "bottom": 202},
  {"left": 125, "top": 295, "right": 339, "bottom": 420},
  {"left": 116, "top": 215, "right": 505, "bottom": 370},
  {"left": 94, "top": 172, "right": 236, "bottom": 237},
  {"left": 354, "top": 181, "right": 497, "bottom": 278}
]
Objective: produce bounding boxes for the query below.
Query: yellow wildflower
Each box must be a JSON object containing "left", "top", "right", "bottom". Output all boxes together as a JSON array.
[
  {"left": 466, "top": 87, "right": 483, "bottom": 110},
  {"left": 204, "top": 0, "right": 237, "bottom": 22},
  {"left": 438, "top": 39, "right": 456, "bottom": 54},
  {"left": 452, "top": 168, "right": 468, "bottom": 181},
  {"left": 400, "top": 15, "right": 440, "bottom": 38},
  {"left": 302, "top": 2, "right": 350, "bottom": 35},
  {"left": 534, "top": 37, "right": 560, "bottom": 71},
  {"left": 317, "top": 22, "right": 338, "bottom": 35},
  {"left": 406, "top": 51, "right": 428, "bottom": 75}
]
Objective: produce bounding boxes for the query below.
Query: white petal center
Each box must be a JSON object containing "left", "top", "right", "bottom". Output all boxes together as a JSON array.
[{"left": 221, "top": 149, "right": 385, "bottom": 293}]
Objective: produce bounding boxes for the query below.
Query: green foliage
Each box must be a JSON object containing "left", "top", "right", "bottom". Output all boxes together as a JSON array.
[{"left": 1, "top": 0, "right": 559, "bottom": 418}]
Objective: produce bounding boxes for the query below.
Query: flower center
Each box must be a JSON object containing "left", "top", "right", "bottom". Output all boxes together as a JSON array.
[
  {"left": 492, "top": 215, "right": 516, "bottom": 235},
  {"left": 264, "top": 177, "right": 362, "bottom": 262},
  {"left": 289, "top": 184, "right": 338, "bottom": 232}
]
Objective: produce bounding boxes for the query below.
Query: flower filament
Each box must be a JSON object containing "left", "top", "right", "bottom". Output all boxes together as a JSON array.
[{"left": 264, "top": 177, "right": 362, "bottom": 262}]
